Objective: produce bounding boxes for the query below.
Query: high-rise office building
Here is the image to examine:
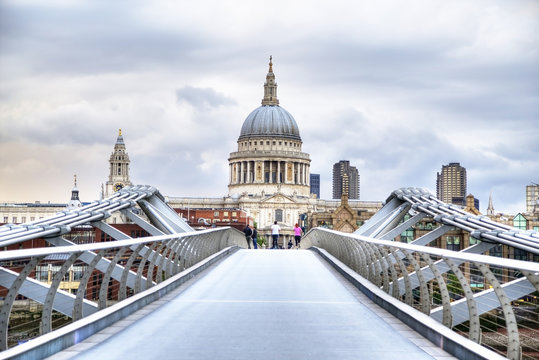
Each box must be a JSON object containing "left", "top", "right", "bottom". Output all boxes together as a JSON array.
[
  {"left": 332, "top": 160, "right": 359, "bottom": 199},
  {"left": 310, "top": 174, "right": 320, "bottom": 198},
  {"left": 436, "top": 162, "right": 467, "bottom": 204},
  {"left": 526, "top": 183, "right": 539, "bottom": 214}
]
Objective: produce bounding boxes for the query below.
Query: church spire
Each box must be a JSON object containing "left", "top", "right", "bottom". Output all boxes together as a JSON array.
[
  {"left": 487, "top": 192, "right": 495, "bottom": 216},
  {"left": 71, "top": 174, "right": 79, "bottom": 201},
  {"left": 261, "top": 56, "right": 279, "bottom": 106},
  {"left": 67, "top": 174, "right": 82, "bottom": 210}
]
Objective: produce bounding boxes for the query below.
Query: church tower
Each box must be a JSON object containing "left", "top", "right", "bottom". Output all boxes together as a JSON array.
[{"left": 105, "top": 129, "right": 132, "bottom": 198}]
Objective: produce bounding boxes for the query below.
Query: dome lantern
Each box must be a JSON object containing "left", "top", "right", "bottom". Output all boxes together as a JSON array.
[
  {"left": 262, "top": 55, "right": 279, "bottom": 106},
  {"left": 238, "top": 57, "right": 301, "bottom": 141}
]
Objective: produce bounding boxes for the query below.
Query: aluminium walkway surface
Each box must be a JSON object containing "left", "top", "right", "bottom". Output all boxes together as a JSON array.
[{"left": 50, "top": 249, "right": 457, "bottom": 360}]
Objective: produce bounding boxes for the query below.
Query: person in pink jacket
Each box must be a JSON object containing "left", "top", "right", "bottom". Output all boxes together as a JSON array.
[{"left": 294, "top": 223, "right": 303, "bottom": 249}]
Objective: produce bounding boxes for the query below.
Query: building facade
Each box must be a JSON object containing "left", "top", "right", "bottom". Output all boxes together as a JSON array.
[
  {"left": 526, "top": 183, "right": 539, "bottom": 214},
  {"left": 228, "top": 57, "right": 311, "bottom": 198},
  {"left": 310, "top": 174, "right": 320, "bottom": 199},
  {"left": 436, "top": 162, "right": 467, "bottom": 204},
  {"left": 332, "top": 160, "right": 360, "bottom": 199}
]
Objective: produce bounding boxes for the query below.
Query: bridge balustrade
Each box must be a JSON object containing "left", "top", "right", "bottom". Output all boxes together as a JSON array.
[
  {"left": 303, "top": 228, "right": 539, "bottom": 360},
  {"left": 0, "top": 227, "right": 246, "bottom": 352}
]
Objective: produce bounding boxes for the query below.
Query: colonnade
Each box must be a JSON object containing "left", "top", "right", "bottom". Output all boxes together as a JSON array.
[{"left": 229, "top": 160, "right": 309, "bottom": 186}]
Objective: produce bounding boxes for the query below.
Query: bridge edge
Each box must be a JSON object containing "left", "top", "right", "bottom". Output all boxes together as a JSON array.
[
  {"left": 0, "top": 246, "right": 241, "bottom": 360},
  {"left": 310, "top": 247, "right": 507, "bottom": 360}
]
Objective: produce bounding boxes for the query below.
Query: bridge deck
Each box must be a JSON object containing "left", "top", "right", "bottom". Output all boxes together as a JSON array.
[{"left": 51, "top": 250, "right": 456, "bottom": 360}]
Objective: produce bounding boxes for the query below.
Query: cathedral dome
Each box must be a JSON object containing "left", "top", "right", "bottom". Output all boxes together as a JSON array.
[{"left": 239, "top": 105, "right": 301, "bottom": 141}]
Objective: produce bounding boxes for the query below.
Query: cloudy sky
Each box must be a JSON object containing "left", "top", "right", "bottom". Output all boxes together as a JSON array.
[{"left": 0, "top": 0, "right": 537, "bottom": 214}]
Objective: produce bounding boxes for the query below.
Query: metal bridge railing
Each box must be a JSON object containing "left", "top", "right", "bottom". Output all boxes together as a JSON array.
[
  {"left": 304, "top": 228, "right": 539, "bottom": 360},
  {"left": 0, "top": 227, "right": 246, "bottom": 350}
]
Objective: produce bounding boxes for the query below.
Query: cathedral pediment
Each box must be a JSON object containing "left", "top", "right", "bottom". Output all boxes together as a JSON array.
[{"left": 261, "top": 193, "right": 297, "bottom": 204}]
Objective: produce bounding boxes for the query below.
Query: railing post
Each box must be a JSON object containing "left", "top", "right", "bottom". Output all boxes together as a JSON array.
[
  {"left": 401, "top": 249, "right": 430, "bottom": 314},
  {"left": 0, "top": 256, "right": 45, "bottom": 350},
  {"left": 74, "top": 250, "right": 104, "bottom": 320},
  {"left": 475, "top": 262, "right": 521, "bottom": 360},
  {"left": 443, "top": 257, "right": 481, "bottom": 343},
  {"left": 98, "top": 247, "right": 128, "bottom": 309},
  {"left": 42, "top": 253, "right": 80, "bottom": 334}
]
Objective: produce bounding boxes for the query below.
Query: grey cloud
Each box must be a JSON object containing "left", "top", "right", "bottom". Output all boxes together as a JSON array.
[
  {"left": 0, "top": 3, "right": 208, "bottom": 76},
  {"left": 0, "top": 1, "right": 536, "bottom": 214},
  {"left": 176, "top": 86, "right": 236, "bottom": 110}
]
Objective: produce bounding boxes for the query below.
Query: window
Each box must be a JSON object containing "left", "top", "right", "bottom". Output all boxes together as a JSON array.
[
  {"left": 3, "top": 217, "right": 7, "bottom": 223},
  {"left": 400, "top": 228, "right": 414, "bottom": 243},
  {"left": 30, "top": 217, "right": 35, "bottom": 221},
  {"left": 232, "top": 212, "right": 237, "bottom": 217},
  {"left": 214, "top": 211, "right": 219, "bottom": 217},
  {"left": 266, "top": 141, "right": 270, "bottom": 145},
  {"left": 446, "top": 236, "right": 461, "bottom": 251},
  {"left": 12, "top": 217, "right": 17, "bottom": 224},
  {"left": 275, "top": 209, "right": 283, "bottom": 222},
  {"left": 513, "top": 214, "right": 527, "bottom": 230},
  {"left": 469, "top": 236, "right": 480, "bottom": 245},
  {"left": 223, "top": 212, "right": 229, "bottom": 216},
  {"left": 21, "top": 217, "right": 26, "bottom": 223},
  {"left": 514, "top": 249, "right": 528, "bottom": 261}
]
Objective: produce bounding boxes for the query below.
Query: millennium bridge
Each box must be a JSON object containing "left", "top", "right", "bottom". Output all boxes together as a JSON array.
[{"left": 0, "top": 186, "right": 538, "bottom": 360}]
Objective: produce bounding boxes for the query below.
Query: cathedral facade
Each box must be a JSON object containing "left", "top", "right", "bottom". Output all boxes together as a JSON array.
[{"left": 167, "top": 58, "right": 382, "bottom": 244}]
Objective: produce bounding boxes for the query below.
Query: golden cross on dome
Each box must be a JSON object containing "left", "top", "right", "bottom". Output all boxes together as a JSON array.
[{"left": 269, "top": 56, "right": 273, "bottom": 72}]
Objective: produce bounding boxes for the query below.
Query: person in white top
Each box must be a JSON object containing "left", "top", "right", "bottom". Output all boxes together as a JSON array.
[{"left": 270, "top": 221, "right": 281, "bottom": 249}]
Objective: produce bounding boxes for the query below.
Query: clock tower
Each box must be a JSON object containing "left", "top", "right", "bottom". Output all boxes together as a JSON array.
[{"left": 105, "top": 129, "right": 132, "bottom": 198}]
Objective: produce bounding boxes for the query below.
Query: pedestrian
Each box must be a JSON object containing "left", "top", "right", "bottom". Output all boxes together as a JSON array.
[
  {"left": 287, "top": 239, "right": 293, "bottom": 249},
  {"left": 243, "top": 224, "right": 252, "bottom": 249},
  {"left": 271, "top": 221, "right": 280, "bottom": 249},
  {"left": 251, "top": 225, "right": 258, "bottom": 249},
  {"left": 294, "top": 223, "right": 302, "bottom": 248}
]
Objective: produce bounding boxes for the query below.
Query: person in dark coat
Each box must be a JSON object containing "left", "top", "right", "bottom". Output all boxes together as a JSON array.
[
  {"left": 243, "top": 224, "right": 252, "bottom": 249},
  {"left": 251, "top": 226, "right": 258, "bottom": 249}
]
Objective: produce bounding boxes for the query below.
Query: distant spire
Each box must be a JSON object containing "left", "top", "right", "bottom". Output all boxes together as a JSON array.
[
  {"left": 119, "top": 128, "right": 122, "bottom": 136},
  {"left": 261, "top": 56, "right": 279, "bottom": 106},
  {"left": 71, "top": 174, "right": 79, "bottom": 201},
  {"left": 67, "top": 174, "right": 82, "bottom": 209},
  {"left": 487, "top": 193, "right": 495, "bottom": 216}
]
